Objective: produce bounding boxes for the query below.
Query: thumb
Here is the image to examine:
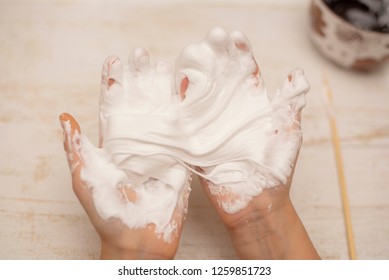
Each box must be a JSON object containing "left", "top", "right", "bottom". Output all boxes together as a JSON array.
[
  {"left": 60, "top": 113, "right": 110, "bottom": 225},
  {"left": 59, "top": 112, "right": 86, "bottom": 198},
  {"left": 59, "top": 113, "right": 82, "bottom": 172}
]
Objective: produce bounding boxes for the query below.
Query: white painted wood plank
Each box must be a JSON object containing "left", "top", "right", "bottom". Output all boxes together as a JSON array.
[{"left": 1, "top": 0, "right": 388, "bottom": 260}]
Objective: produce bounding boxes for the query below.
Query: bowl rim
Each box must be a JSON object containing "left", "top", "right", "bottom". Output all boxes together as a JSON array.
[{"left": 314, "top": 0, "right": 389, "bottom": 37}]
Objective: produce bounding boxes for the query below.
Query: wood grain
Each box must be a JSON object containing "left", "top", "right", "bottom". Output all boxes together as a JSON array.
[{"left": 1, "top": 0, "right": 388, "bottom": 259}]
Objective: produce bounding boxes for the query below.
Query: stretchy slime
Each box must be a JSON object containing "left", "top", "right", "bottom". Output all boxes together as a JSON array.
[{"left": 65, "top": 28, "right": 309, "bottom": 242}]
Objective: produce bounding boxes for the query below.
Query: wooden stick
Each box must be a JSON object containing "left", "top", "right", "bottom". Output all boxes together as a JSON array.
[{"left": 323, "top": 74, "right": 357, "bottom": 260}]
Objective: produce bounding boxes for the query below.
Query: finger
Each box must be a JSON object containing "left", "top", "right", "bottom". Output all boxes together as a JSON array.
[
  {"left": 59, "top": 113, "right": 104, "bottom": 221},
  {"left": 101, "top": 55, "right": 123, "bottom": 89},
  {"left": 273, "top": 69, "right": 309, "bottom": 112},
  {"left": 99, "top": 55, "right": 124, "bottom": 148},
  {"left": 205, "top": 27, "right": 234, "bottom": 56},
  {"left": 128, "top": 48, "right": 150, "bottom": 73},
  {"left": 59, "top": 113, "right": 90, "bottom": 198},
  {"left": 59, "top": 113, "right": 82, "bottom": 171},
  {"left": 271, "top": 68, "right": 309, "bottom": 134}
]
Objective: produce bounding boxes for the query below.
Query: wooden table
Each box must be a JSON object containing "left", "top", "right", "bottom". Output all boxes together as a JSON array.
[{"left": 1, "top": 0, "right": 388, "bottom": 259}]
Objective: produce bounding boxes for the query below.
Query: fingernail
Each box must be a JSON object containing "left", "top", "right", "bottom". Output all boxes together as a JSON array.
[
  {"left": 180, "top": 76, "right": 189, "bottom": 101},
  {"left": 59, "top": 113, "right": 73, "bottom": 145},
  {"left": 59, "top": 113, "right": 67, "bottom": 130}
]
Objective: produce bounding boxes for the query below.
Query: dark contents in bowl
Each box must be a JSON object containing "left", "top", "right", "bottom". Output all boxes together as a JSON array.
[{"left": 324, "top": 0, "right": 389, "bottom": 33}]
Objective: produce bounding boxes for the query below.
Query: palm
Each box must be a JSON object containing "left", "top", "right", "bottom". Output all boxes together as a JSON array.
[
  {"left": 60, "top": 48, "right": 191, "bottom": 259},
  {"left": 174, "top": 28, "right": 309, "bottom": 228}
]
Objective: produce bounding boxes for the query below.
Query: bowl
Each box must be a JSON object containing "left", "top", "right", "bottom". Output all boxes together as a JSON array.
[{"left": 309, "top": 0, "right": 389, "bottom": 70}]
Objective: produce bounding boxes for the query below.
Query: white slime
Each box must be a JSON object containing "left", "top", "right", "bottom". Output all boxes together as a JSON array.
[{"left": 66, "top": 28, "right": 309, "bottom": 242}]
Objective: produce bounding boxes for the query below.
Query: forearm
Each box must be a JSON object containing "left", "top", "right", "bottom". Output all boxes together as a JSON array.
[{"left": 228, "top": 198, "right": 320, "bottom": 260}]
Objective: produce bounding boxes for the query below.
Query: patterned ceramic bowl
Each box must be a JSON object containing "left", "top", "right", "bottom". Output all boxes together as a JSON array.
[{"left": 309, "top": 0, "right": 389, "bottom": 70}]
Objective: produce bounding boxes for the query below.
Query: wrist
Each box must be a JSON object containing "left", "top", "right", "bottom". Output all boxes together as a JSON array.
[
  {"left": 227, "top": 197, "right": 293, "bottom": 259},
  {"left": 99, "top": 241, "right": 172, "bottom": 260},
  {"left": 227, "top": 198, "right": 319, "bottom": 259}
]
